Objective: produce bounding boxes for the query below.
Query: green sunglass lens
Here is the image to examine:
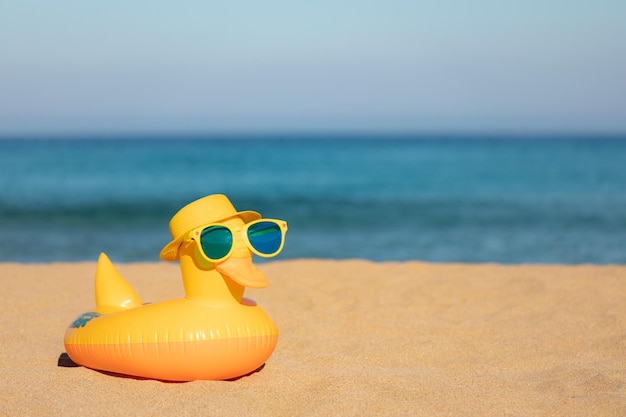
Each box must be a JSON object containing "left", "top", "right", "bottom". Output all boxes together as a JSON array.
[
  {"left": 247, "top": 222, "right": 283, "bottom": 255},
  {"left": 200, "top": 226, "right": 232, "bottom": 260}
]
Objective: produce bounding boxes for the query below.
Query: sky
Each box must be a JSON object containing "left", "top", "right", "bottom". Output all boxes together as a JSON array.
[{"left": 1, "top": 0, "right": 625, "bottom": 136}]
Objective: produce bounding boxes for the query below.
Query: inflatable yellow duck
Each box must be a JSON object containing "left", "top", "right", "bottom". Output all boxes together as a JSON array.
[{"left": 64, "top": 194, "right": 287, "bottom": 381}]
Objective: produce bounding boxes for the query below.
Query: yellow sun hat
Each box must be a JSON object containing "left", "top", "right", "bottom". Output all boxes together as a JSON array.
[{"left": 160, "top": 194, "right": 261, "bottom": 261}]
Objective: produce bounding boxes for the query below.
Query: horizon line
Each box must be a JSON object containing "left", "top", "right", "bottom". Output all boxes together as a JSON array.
[{"left": 2, "top": 130, "right": 626, "bottom": 141}]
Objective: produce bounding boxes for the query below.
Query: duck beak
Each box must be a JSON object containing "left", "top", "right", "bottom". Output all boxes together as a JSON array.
[{"left": 215, "top": 257, "right": 269, "bottom": 289}]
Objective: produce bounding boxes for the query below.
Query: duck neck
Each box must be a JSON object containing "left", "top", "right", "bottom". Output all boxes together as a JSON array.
[{"left": 178, "top": 245, "right": 245, "bottom": 304}]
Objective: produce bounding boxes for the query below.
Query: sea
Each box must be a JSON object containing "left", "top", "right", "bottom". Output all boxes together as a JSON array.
[{"left": 1, "top": 134, "right": 625, "bottom": 264}]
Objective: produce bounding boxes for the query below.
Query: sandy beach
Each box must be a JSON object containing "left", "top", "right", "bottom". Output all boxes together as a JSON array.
[{"left": 1, "top": 259, "right": 624, "bottom": 416}]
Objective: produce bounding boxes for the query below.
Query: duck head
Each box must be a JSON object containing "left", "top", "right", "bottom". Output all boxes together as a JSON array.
[
  {"left": 178, "top": 216, "right": 269, "bottom": 303},
  {"left": 160, "top": 194, "right": 285, "bottom": 304}
]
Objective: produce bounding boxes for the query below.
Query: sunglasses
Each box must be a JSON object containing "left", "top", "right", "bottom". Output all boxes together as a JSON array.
[{"left": 185, "top": 219, "right": 288, "bottom": 263}]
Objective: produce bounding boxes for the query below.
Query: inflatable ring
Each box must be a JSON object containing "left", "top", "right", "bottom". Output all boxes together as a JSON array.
[{"left": 64, "top": 195, "right": 285, "bottom": 381}]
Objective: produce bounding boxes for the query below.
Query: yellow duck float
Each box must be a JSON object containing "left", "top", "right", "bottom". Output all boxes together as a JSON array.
[{"left": 64, "top": 194, "right": 287, "bottom": 381}]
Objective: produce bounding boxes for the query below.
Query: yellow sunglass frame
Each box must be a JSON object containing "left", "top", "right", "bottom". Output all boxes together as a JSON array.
[{"left": 184, "top": 218, "right": 288, "bottom": 263}]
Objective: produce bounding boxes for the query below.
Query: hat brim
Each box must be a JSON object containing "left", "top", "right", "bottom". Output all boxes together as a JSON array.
[{"left": 159, "top": 210, "right": 260, "bottom": 261}]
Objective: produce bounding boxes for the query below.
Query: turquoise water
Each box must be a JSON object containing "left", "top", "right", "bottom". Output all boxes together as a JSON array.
[{"left": 1, "top": 135, "right": 625, "bottom": 263}]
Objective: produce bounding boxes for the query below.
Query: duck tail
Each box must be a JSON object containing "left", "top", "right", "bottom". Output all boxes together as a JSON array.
[{"left": 94, "top": 252, "right": 142, "bottom": 313}]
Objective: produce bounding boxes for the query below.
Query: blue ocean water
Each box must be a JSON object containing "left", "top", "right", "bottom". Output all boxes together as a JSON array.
[{"left": 1, "top": 135, "right": 625, "bottom": 264}]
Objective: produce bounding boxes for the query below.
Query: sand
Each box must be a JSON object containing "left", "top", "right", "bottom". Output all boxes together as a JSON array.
[{"left": 1, "top": 259, "right": 624, "bottom": 416}]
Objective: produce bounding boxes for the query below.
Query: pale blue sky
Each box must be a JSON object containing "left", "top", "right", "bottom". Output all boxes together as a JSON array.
[{"left": 1, "top": 1, "right": 624, "bottom": 135}]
